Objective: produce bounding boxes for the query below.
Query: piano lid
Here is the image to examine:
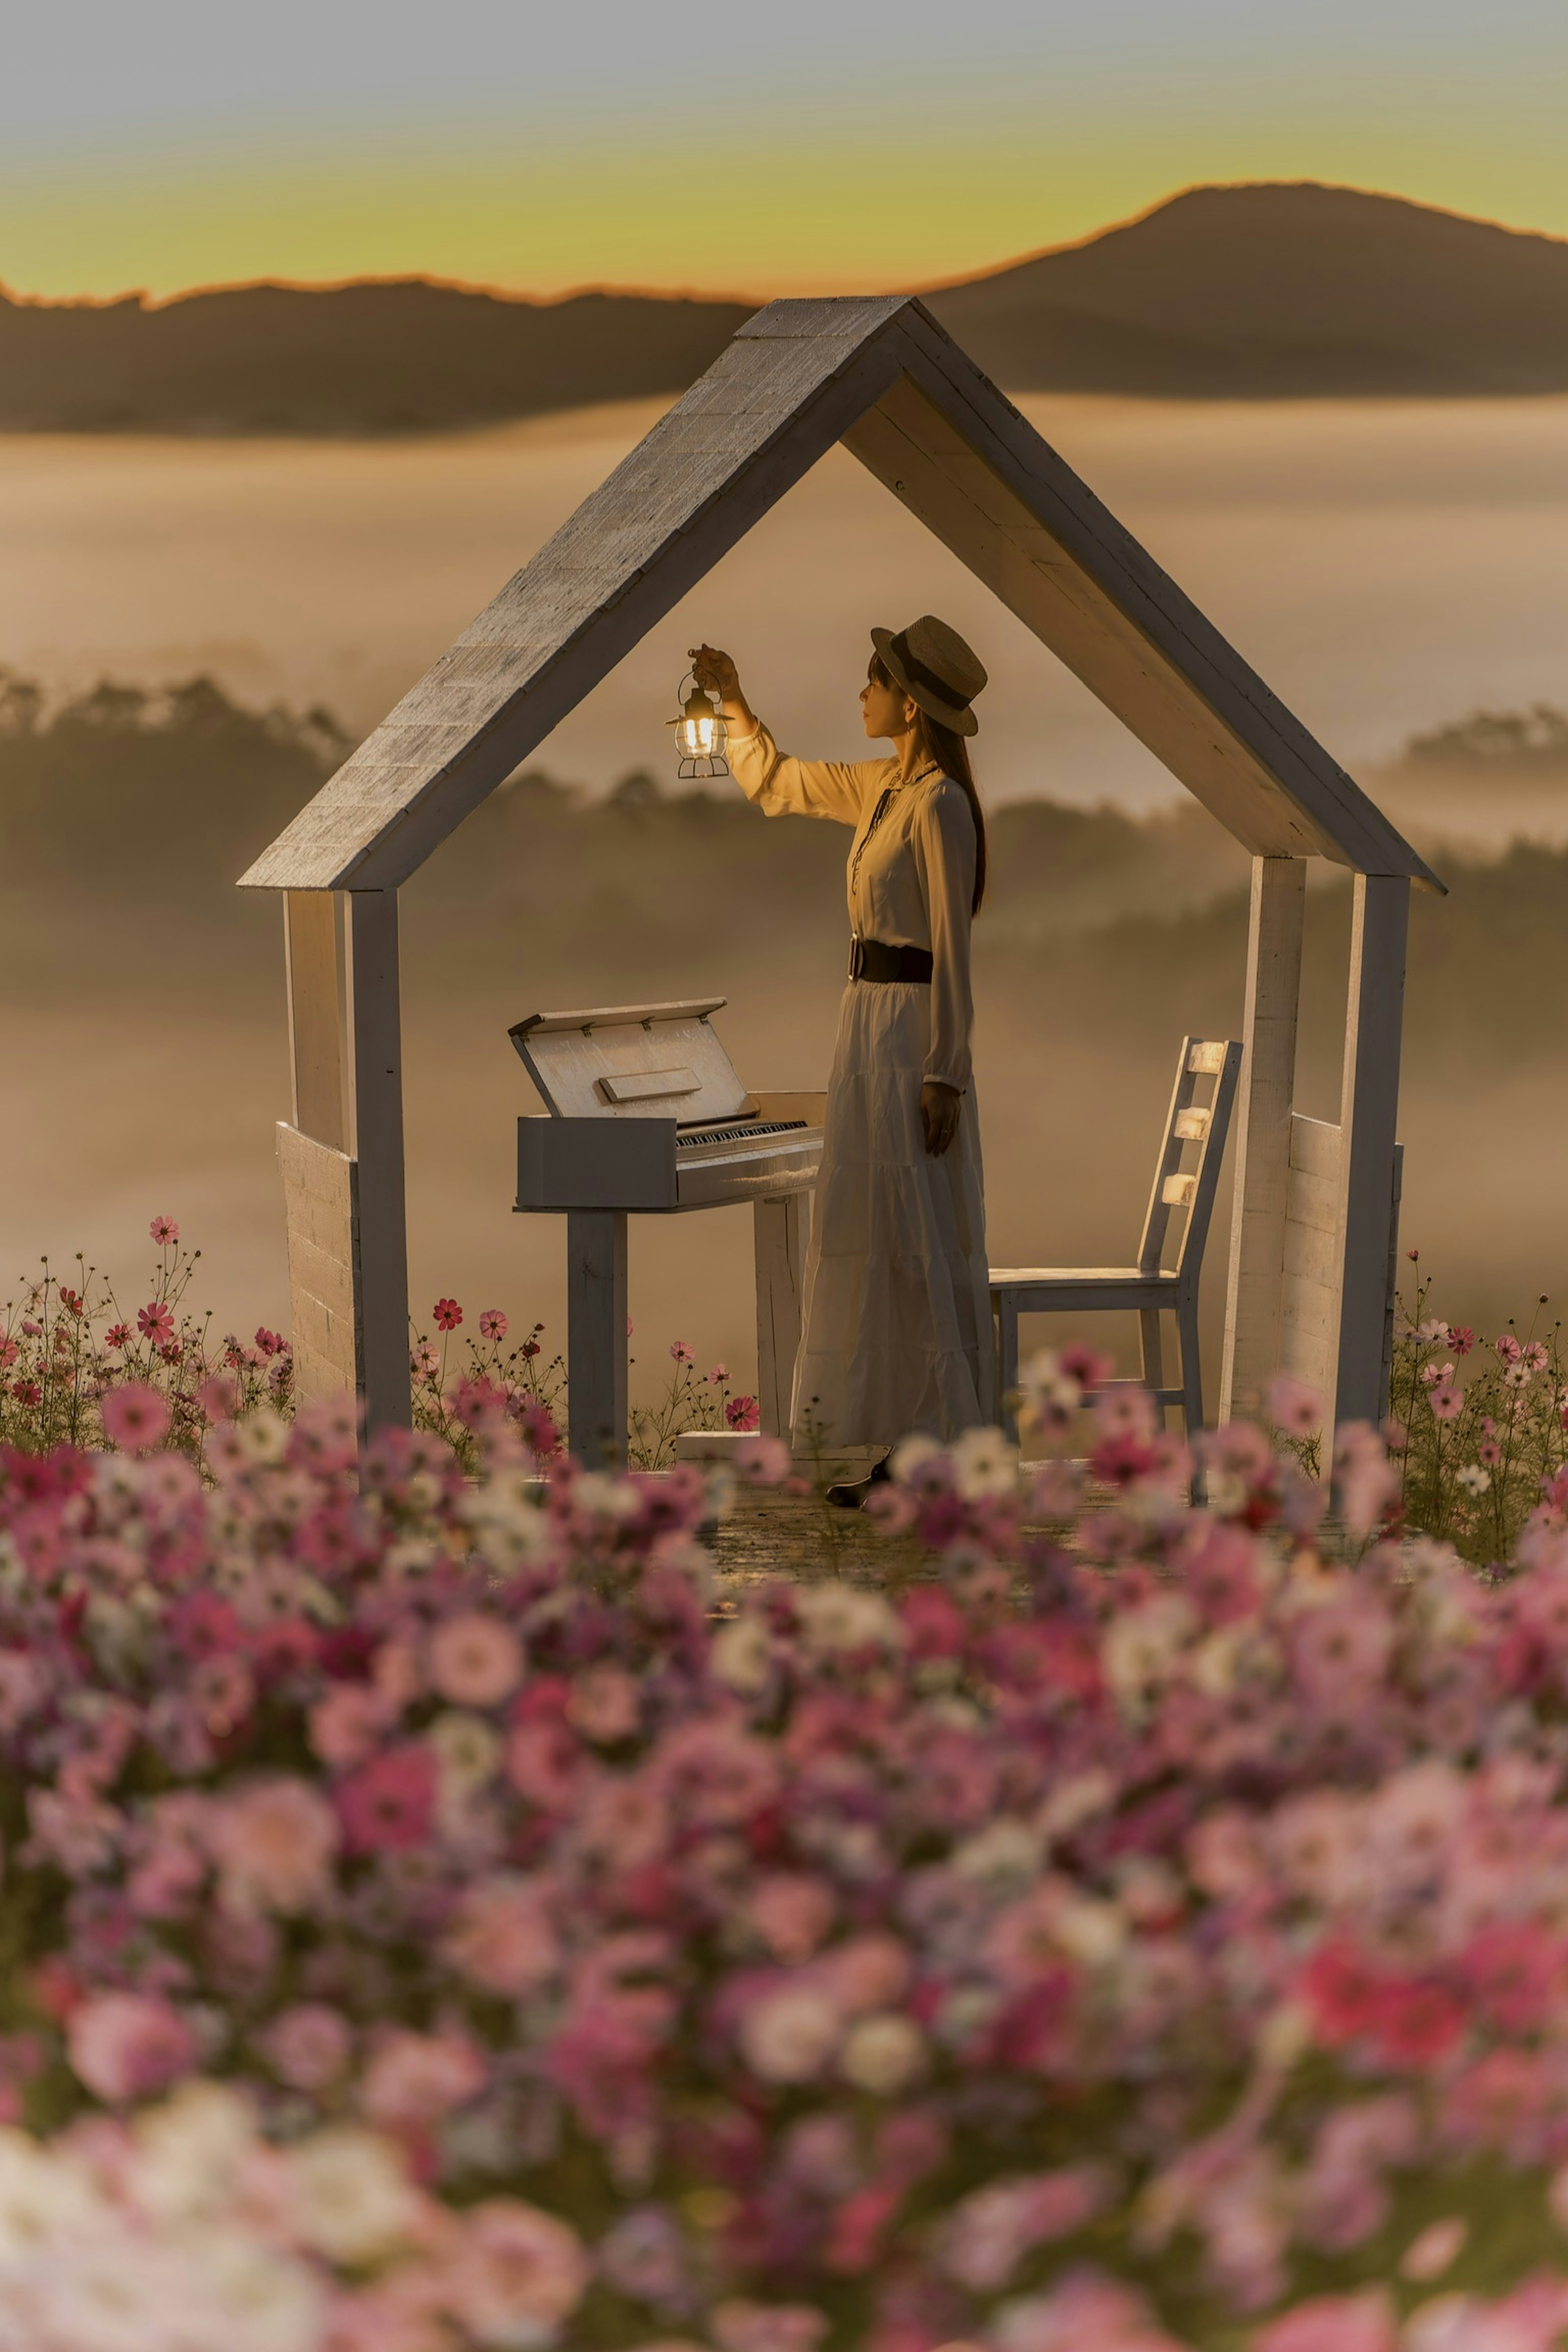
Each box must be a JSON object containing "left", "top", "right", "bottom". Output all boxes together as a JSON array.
[{"left": 510, "top": 998, "right": 753, "bottom": 1124}]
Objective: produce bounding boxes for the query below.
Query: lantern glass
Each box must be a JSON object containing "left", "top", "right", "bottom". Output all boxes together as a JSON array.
[{"left": 667, "top": 676, "right": 729, "bottom": 780}]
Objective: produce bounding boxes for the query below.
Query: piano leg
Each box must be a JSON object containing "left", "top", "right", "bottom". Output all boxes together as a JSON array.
[
  {"left": 566, "top": 1209, "right": 628, "bottom": 1468},
  {"left": 754, "top": 1194, "right": 807, "bottom": 1441}
]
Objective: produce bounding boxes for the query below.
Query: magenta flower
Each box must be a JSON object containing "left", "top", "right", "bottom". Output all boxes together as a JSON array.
[
  {"left": 335, "top": 1742, "right": 437, "bottom": 1854},
  {"left": 434, "top": 1298, "right": 463, "bottom": 1333},
  {"left": 149, "top": 1216, "right": 179, "bottom": 1246},
  {"left": 137, "top": 1301, "right": 174, "bottom": 1345},
  {"left": 670, "top": 1340, "right": 694, "bottom": 1363},
  {"left": 100, "top": 1382, "right": 172, "bottom": 1453},
  {"left": 726, "top": 1393, "right": 761, "bottom": 1432},
  {"left": 478, "top": 1307, "right": 509, "bottom": 1341}
]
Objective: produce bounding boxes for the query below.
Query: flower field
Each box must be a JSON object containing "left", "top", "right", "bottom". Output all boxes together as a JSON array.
[{"left": 0, "top": 1309, "right": 1563, "bottom": 2350}]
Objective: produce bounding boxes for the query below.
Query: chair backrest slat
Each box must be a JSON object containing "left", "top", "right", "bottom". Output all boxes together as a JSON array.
[{"left": 1136, "top": 1036, "right": 1243, "bottom": 1276}]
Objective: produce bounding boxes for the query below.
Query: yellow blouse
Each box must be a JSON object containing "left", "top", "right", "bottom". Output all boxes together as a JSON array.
[{"left": 728, "top": 720, "right": 978, "bottom": 1094}]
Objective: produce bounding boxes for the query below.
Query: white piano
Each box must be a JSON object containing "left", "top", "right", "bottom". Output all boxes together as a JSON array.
[{"left": 512, "top": 998, "right": 824, "bottom": 1465}]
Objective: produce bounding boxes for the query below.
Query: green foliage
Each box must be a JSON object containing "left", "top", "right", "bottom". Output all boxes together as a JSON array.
[{"left": 1391, "top": 1264, "right": 1568, "bottom": 1566}]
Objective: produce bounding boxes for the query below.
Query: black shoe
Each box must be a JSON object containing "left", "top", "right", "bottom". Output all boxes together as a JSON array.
[{"left": 826, "top": 1457, "right": 893, "bottom": 1510}]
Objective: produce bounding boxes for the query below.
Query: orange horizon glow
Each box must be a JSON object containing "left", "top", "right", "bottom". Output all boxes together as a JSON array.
[{"left": 5, "top": 176, "right": 1567, "bottom": 316}]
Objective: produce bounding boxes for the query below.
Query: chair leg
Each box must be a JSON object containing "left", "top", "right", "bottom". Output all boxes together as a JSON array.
[
  {"left": 1177, "top": 1300, "right": 1203, "bottom": 1437},
  {"left": 995, "top": 1295, "right": 1019, "bottom": 1439},
  {"left": 1138, "top": 1308, "right": 1165, "bottom": 1424}
]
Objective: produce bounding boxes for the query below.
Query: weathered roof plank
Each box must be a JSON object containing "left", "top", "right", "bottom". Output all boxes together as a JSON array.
[{"left": 241, "top": 292, "right": 1436, "bottom": 895}]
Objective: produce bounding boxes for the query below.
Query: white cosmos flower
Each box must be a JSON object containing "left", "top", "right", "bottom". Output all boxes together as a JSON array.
[
  {"left": 287, "top": 2127, "right": 417, "bottom": 2267},
  {"left": 839, "top": 2012, "right": 927, "bottom": 2098},
  {"left": 792, "top": 1585, "right": 904, "bottom": 1654},
  {"left": 738, "top": 1985, "right": 842, "bottom": 2084},
  {"left": 710, "top": 1615, "right": 773, "bottom": 1695},
  {"left": 951, "top": 1426, "right": 1020, "bottom": 1499}
]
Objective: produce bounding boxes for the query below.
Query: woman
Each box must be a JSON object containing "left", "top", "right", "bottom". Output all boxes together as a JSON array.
[{"left": 690, "top": 618, "right": 994, "bottom": 1503}]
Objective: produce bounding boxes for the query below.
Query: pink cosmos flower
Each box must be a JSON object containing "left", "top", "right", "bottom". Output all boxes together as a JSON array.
[
  {"left": 149, "top": 1215, "right": 179, "bottom": 1245},
  {"left": 100, "top": 1382, "right": 172, "bottom": 1452},
  {"left": 1429, "top": 1381, "right": 1462, "bottom": 1421},
  {"left": 670, "top": 1340, "right": 694, "bottom": 1363},
  {"left": 1497, "top": 1332, "right": 1523, "bottom": 1364},
  {"left": 1253, "top": 2289, "right": 1396, "bottom": 2352},
  {"left": 433, "top": 1298, "right": 463, "bottom": 1332},
  {"left": 1060, "top": 1339, "right": 1113, "bottom": 1390},
  {"left": 336, "top": 1742, "right": 437, "bottom": 1854},
  {"left": 708, "top": 1362, "right": 728, "bottom": 1385},
  {"left": 309, "top": 1682, "right": 388, "bottom": 1770},
  {"left": 429, "top": 1611, "right": 524, "bottom": 1708},
  {"left": 1263, "top": 1371, "right": 1325, "bottom": 1438},
  {"left": 478, "top": 1307, "right": 508, "bottom": 1341},
  {"left": 362, "top": 2026, "right": 487, "bottom": 2131},
  {"left": 207, "top": 1776, "right": 339, "bottom": 1914},
  {"left": 442, "top": 2200, "right": 590, "bottom": 2344},
  {"left": 750, "top": 1874, "right": 835, "bottom": 1963},
  {"left": 9, "top": 1380, "right": 40, "bottom": 1408},
  {"left": 734, "top": 1432, "right": 791, "bottom": 1485},
  {"left": 263, "top": 2002, "right": 352, "bottom": 2091},
  {"left": 726, "top": 1393, "right": 761, "bottom": 1432},
  {"left": 712, "top": 2302, "right": 829, "bottom": 2352},
  {"left": 0, "top": 1339, "right": 16, "bottom": 1368},
  {"left": 197, "top": 1372, "right": 240, "bottom": 1424},
  {"left": 136, "top": 1301, "right": 174, "bottom": 1345},
  {"left": 67, "top": 1990, "right": 197, "bottom": 2105},
  {"left": 442, "top": 1879, "right": 559, "bottom": 1997},
  {"left": 565, "top": 1663, "right": 640, "bottom": 1744}
]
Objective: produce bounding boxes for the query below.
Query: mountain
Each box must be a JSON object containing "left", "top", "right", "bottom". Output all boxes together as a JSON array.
[
  {"left": 929, "top": 182, "right": 1568, "bottom": 396},
  {"left": 2, "top": 182, "right": 1565, "bottom": 432},
  {"left": 0, "top": 280, "right": 752, "bottom": 433}
]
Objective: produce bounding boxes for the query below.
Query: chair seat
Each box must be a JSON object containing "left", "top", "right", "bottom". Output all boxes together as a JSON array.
[{"left": 990, "top": 1266, "right": 1176, "bottom": 1286}]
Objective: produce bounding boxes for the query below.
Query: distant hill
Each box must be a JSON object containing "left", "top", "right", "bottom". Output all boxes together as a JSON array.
[
  {"left": 3, "top": 182, "right": 1566, "bottom": 431},
  {"left": 931, "top": 183, "right": 1568, "bottom": 396}
]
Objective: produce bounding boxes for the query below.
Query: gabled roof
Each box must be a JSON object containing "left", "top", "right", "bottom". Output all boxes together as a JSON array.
[{"left": 241, "top": 295, "right": 1439, "bottom": 894}]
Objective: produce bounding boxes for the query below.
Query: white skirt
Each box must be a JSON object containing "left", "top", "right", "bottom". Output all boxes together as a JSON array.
[{"left": 790, "top": 980, "right": 994, "bottom": 1450}]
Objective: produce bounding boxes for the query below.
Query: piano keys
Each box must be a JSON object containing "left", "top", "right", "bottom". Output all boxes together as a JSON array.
[{"left": 511, "top": 1000, "right": 824, "bottom": 1464}]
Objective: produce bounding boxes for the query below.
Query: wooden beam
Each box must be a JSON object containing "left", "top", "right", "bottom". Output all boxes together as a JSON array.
[
  {"left": 877, "top": 314, "right": 1439, "bottom": 886},
  {"left": 754, "top": 1194, "right": 807, "bottom": 1438},
  {"left": 283, "top": 891, "right": 346, "bottom": 1151},
  {"left": 1219, "top": 856, "right": 1306, "bottom": 1419},
  {"left": 240, "top": 294, "right": 1438, "bottom": 898},
  {"left": 567, "top": 1210, "right": 628, "bottom": 1467},
  {"left": 238, "top": 321, "right": 907, "bottom": 892},
  {"left": 1333, "top": 873, "right": 1410, "bottom": 1427},
  {"left": 345, "top": 891, "right": 411, "bottom": 1432}
]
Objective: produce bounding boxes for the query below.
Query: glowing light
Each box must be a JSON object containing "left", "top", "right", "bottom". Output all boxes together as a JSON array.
[{"left": 668, "top": 677, "right": 728, "bottom": 780}]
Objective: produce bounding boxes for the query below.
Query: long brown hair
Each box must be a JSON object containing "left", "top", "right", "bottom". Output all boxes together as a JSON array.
[{"left": 871, "top": 654, "right": 987, "bottom": 914}]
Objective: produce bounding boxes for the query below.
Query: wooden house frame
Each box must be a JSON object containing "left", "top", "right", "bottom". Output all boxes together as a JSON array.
[{"left": 240, "top": 294, "right": 1440, "bottom": 1439}]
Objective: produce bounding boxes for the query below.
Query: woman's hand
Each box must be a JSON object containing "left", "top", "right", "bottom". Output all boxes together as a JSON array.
[
  {"left": 689, "top": 644, "right": 756, "bottom": 735},
  {"left": 921, "top": 1080, "right": 962, "bottom": 1157}
]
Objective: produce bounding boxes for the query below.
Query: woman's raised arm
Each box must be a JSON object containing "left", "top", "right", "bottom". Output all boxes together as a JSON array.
[{"left": 689, "top": 644, "right": 883, "bottom": 828}]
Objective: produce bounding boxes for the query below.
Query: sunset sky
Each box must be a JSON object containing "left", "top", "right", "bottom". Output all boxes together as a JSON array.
[{"left": 7, "top": 0, "right": 1565, "bottom": 302}]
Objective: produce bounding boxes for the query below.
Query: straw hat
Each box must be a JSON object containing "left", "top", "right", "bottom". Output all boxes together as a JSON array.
[{"left": 871, "top": 615, "right": 988, "bottom": 737}]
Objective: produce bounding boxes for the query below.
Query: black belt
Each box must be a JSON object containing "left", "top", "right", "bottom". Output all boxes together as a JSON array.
[{"left": 848, "top": 935, "right": 933, "bottom": 984}]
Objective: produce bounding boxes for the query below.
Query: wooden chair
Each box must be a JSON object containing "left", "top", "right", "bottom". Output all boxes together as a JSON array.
[{"left": 991, "top": 1036, "right": 1243, "bottom": 1435}]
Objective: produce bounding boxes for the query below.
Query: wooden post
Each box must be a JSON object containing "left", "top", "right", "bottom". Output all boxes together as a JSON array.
[
  {"left": 754, "top": 1195, "right": 807, "bottom": 1438},
  {"left": 283, "top": 892, "right": 346, "bottom": 1150},
  {"left": 345, "top": 891, "right": 411, "bottom": 1434},
  {"left": 1219, "top": 855, "right": 1306, "bottom": 1421},
  {"left": 1333, "top": 873, "right": 1410, "bottom": 1427},
  {"left": 566, "top": 1210, "right": 628, "bottom": 1467}
]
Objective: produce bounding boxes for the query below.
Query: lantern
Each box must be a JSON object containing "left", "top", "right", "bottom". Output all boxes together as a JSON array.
[{"left": 667, "top": 674, "right": 729, "bottom": 780}]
